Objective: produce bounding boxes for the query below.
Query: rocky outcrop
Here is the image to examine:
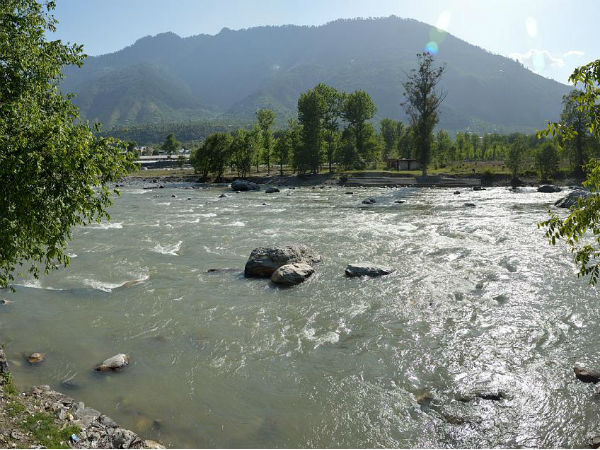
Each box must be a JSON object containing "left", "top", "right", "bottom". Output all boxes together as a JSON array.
[
  {"left": 0, "top": 347, "right": 7, "bottom": 375},
  {"left": 271, "top": 263, "right": 315, "bottom": 286},
  {"left": 94, "top": 354, "right": 129, "bottom": 372},
  {"left": 555, "top": 189, "right": 591, "bottom": 208},
  {"left": 538, "top": 184, "right": 562, "bottom": 193},
  {"left": 231, "top": 180, "right": 260, "bottom": 191},
  {"left": 244, "top": 245, "right": 321, "bottom": 277},
  {"left": 27, "top": 385, "right": 164, "bottom": 449},
  {"left": 574, "top": 365, "right": 600, "bottom": 383},
  {"left": 345, "top": 263, "right": 394, "bottom": 278}
]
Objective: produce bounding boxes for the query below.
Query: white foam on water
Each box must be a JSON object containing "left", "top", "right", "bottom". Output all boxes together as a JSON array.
[
  {"left": 199, "top": 213, "right": 217, "bottom": 218},
  {"left": 87, "top": 222, "right": 123, "bottom": 230},
  {"left": 227, "top": 221, "right": 245, "bottom": 227},
  {"left": 152, "top": 241, "right": 183, "bottom": 255},
  {"left": 157, "top": 202, "right": 171, "bottom": 206},
  {"left": 81, "top": 273, "right": 149, "bottom": 292}
]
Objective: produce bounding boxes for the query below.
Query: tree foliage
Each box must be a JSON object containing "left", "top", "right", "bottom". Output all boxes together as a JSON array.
[
  {"left": 161, "top": 133, "right": 180, "bottom": 157},
  {"left": 402, "top": 52, "right": 446, "bottom": 176},
  {"left": 0, "top": 0, "right": 133, "bottom": 289},
  {"left": 539, "top": 59, "right": 600, "bottom": 285}
]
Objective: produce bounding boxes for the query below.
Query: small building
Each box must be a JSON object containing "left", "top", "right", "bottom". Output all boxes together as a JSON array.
[{"left": 386, "top": 158, "right": 421, "bottom": 171}]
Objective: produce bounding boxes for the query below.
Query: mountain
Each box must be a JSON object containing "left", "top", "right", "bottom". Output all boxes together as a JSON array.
[{"left": 62, "top": 16, "right": 571, "bottom": 133}]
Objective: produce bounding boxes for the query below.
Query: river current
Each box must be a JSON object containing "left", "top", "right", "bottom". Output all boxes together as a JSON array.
[{"left": 2, "top": 183, "right": 600, "bottom": 448}]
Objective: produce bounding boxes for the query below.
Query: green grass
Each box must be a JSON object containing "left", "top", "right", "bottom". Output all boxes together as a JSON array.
[
  {"left": 6, "top": 401, "right": 25, "bottom": 417},
  {"left": 2, "top": 373, "right": 17, "bottom": 396},
  {"left": 21, "top": 412, "right": 80, "bottom": 449}
]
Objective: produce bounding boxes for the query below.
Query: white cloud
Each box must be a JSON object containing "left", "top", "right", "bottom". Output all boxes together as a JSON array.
[
  {"left": 563, "top": 50, "right": 585, "bottom": 58},
  {"left": 509, "top": 49, "right": 564, "bottom": 73}
]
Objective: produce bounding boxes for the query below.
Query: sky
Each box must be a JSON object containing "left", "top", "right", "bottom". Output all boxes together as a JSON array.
[{"left": 49, "top": 0, "right": 599, "bottom": 84}]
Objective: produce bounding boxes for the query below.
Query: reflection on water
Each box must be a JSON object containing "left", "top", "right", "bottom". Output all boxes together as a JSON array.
[{"left": 2, "top": 184, "right": 599, "bottom": 448}]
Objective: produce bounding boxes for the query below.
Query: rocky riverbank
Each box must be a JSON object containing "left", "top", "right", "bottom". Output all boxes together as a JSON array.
[{"left": 0, "top": 347, "right": 163, "bottom": 449}]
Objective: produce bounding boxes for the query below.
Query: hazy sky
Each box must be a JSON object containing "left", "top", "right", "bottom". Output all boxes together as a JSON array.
[{"left": 50, "top": 0, "right": 598, "bottom": 84}]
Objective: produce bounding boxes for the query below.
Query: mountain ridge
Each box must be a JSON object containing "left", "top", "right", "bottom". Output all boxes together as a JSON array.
[{"left": 62, "top": 16, "right": 571, "bottom": 133}]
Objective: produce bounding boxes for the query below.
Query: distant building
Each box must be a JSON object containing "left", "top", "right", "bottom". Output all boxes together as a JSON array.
[{"left": 386, "top": 158, "right": 421, "bottom": 171}]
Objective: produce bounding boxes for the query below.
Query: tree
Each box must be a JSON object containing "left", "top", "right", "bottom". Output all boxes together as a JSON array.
[
  {"left": 0, "top": 0, "right": 133, "bottom": 289},
  {"left": 505, "top": 138, "right": 526, "bottom": 186},
  {"left": 314, "top": 83, "right": 344, "bottom": 172},
  {"left": 380, "top": 119, "right": 398, "bottom": 161},
  {"left": 273, "top": 119, "right": 300, "bottom": 176},
  {"left": 402, "top": 52, "right": 446, "bottom": 176},
  {"left": 540, "top": 59, "right": 600, "bottom": 284},
  {"left": 190, "top": 133, "right": 232, "bottom": 180},
  {"left": 342, "top": 90, "right": 377, "bottom": 167},
  {"left": 535, "top": 142, "right": 559, "bottom": 182},
  {"left": 296, "top": 88, "right": 325, "bottom": 173},
  {"left": 161, "top": 133, "right": 180, "bottom": 158},
  {"left": 230, "top": 129, "right": 254, "bottom": 178},
  {"left": 256, "top": 109, "right": 275, "bottom": 174},
  {"left": 561, "top": 90, "right": 591, "bottom": 176}
]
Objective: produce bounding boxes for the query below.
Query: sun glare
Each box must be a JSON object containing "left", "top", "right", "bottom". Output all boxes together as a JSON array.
[{"left": 525, "top": 17, "right": 538, "bottom": 37}]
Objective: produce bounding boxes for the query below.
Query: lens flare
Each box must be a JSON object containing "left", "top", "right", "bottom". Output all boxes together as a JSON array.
[
  {"left": 525, "top": 17, "right": 537, "bottom": 37},
  {"left": 425, "top": 41, "right": 439, "bottom": 55}
]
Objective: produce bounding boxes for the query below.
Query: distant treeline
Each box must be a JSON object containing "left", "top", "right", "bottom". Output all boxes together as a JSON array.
[{"left": 101, "top": 119, "right": 253, "bottom": 146}]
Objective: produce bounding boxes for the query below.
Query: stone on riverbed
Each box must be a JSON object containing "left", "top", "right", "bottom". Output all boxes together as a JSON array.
[
  {"left": 271, "top": 263, "right": 315, "bottom": 286},
  {"left": 95, "top": 353, "right": 129, "bottom": 372},
  {"left": 231, "top": 179, "right": 260, "bottom": 191},
  {"left": 345, "top": 263, "right": 394, "bottom": 278},
  {"left": 538, "top": 184, "right": 562, "bottom": 193},
  {"left": 265, "top": 187, "right": 280, "bottom": 193},
  {"left": 244, "top": 245, "right": 321, "bottom": 278},
  {"left": 27, "top": 352, "right": 45, "bottom": 364},
  {"left": 574, "top": 365, "right": 600, "bottom": 383},
  {"left": 555, "top": 189, "right": 591, "bottom": 208},
  {"left": 362, "top": 197, "right": 376, "bottom": 204}
]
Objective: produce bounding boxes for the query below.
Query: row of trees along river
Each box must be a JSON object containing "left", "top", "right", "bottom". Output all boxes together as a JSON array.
[{"left": 135, "top": 54, "right": 600, "bottom": 183}]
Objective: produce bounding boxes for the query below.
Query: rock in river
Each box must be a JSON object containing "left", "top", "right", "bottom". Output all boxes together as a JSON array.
[
  {"left": 271, "top": 263, "right": 315, "bottom": 286},
  {"left": 574, "top": 365, "right": 600, "bottom": 383},
  {"left": 244, "top": 245, "right": 321, "bottom": 278},
  {"left": 555, "top": 189, "right": 591, "bottom": 208},
  {"left": 538, "top": 184, "right": 562, "bottom": 193},
  {"left": 27, "top": 352, "right": 45, "bottom": 364},
  {"left": 362, "top": 197, "right": 376, "bottom": 205},
  {"left": 345, "top": 263, "right": 394, "bottom": 278},
  {"left": 231, "top": 179, "right": 260, "bottom": 191},
  {"left": 95, "top": 353, "right": 130, "bottom": 372},
  {"left": 265, "top": 187, "right": 280, "bottom": 193}
]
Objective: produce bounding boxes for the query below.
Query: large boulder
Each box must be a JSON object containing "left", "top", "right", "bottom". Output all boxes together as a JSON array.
[
  {"left": 574, "top": 365, "right": 600, "bottom": 383},
  {"left": 555, "top": 189, "right": 591, "bottom": 208},
  {"left": 231, "top": 179, "right": 260, "bottom": 191},
  {"left": 244, "top": 245, "right": 321, "bottom": 277},
  {"left": 271, "top": 263, "right": 315, "bottom": 286},
  {"left": 538, "top": 184, "right": 562, "bottom": 193},
  {"left": 95, "top": 353, "right": 129, "bottom": 372},
  {"left": 265, "top": 187, "right": 280, "bottom": 193},
  {"left": 345, "top": 263, "right": 394, "bottom": 278}
]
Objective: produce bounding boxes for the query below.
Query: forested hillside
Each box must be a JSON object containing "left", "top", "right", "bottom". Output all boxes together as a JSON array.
[{"left": 63, "top": 16, "right": 571, "bottom": 133}]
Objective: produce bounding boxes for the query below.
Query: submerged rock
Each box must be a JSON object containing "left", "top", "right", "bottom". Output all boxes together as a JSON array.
[
  {"left": 538, "top": 184, "right": 562, "bottom": 193},
  {"left": 265, "top": 187, "right": 280, "bottom": 193},
  {"left": 231, "top": 179, "right": 260, "bottom": 191},
  {"left": 362, "top": 197, "right": 376, "bottom": 205},
  {"left": 574, "top": 365, "right": 600, "bottom": 383},
  {"left": 271, "top": 263, "right": 315, "bottom": 286},
  {"left": 454, "top": 191, "right": 461, "bottom": 195},
  {"left": 27, "top": 352, "right": 45, "bottom": 364},
  {"left": 463, "top": 203, "right": 476, "bottom": 208},
  {"left": 219, "top": 193, "right": 227, "bottom": 198},
  {"left": 244, "top": 245, "right": 321, "bottom": 277},
  {"left": 95, "top": 353, "right": 129, "bottom": 372},
  {"left": 555, "top": 189, "right": 591, "bottom": 208},
  {"left": 345, "top": 263, "right": 394, "bottom": 278},
  {"left": 394, "top": 200, "right": 405, "bottom": 204},
  {"left": 473, "top": 186, "right": 486, "bottom": 191}
]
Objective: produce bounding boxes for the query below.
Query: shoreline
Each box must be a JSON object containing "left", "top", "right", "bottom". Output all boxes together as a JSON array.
[{"left": 0, "top": 347, "right": 163, "bottom": 449}]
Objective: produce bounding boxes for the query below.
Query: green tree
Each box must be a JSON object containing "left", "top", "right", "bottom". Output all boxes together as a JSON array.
[
  {"left": 314, "top": 83, "right": 344, "bottom": 172},
  {"left": 380, "top": 118, "right": 398, "bottom": 161},
  {"left": 230, "top": 129, "right": 254, "bottom": 178},
  {"left": 273, "top": 119, "right": 300, "bottom": 176},
  {"left": 256, "top": 109, "right": 275, "bottom": 174},
  {"left": 296, "top": 88, "right": 325, "bottom": 173},
  {"left": 342, "top": 90, "right": 377, "bottom": 167},
  {"left": 0, "top": 0, "right": 133, "bottom": 289},
  {"left": 190, "top": 133, "right": 232, "bottom": 180},
  {"left": 561, "top": 90, "right": 591, "bottom": 176},
  {"left": 535, "top": 142, "right": 559, "bottom": 182},
  {"left": 402, "top": 52, "right": 446, "bottom": 176},
  {"left": 161, "top": 133, "right": 180, "bottom": 158},
  {"left": 505, "top": 138, "right": 526, "bottom": 186}
]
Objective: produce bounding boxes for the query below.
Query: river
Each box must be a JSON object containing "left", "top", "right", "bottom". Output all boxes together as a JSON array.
[{"left": 1, "top": 183, "right": 599, "bottom": 448}]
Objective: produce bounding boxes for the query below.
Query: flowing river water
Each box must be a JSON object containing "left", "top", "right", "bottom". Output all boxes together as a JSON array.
[{"left": 2, "top": 183, "right": 600, "bottom": 448}]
